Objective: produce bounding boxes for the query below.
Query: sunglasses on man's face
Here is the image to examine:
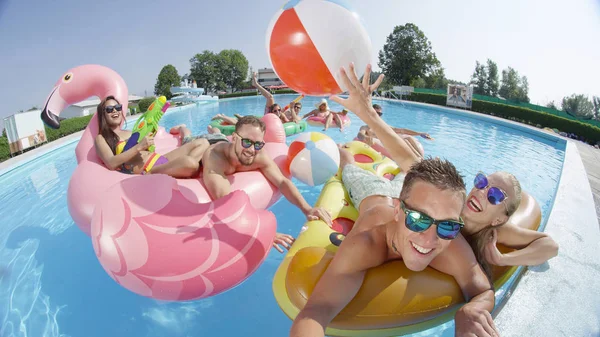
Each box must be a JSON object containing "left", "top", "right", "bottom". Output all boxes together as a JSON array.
[
  {"left": 400, "top": 200, "right": 464, "bottom": 240},
  {"left": 105, "top": 104, "right": 123, "bottom": 113},
  {"left": 473, "top": 172, "right": 509, "bottom": 213},
  {"left": 235, "top": 133, "right": 265, "bottom": 151}
]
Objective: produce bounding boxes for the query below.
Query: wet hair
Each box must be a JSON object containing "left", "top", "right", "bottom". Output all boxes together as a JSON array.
[
  {"left": 294, "top": 102, "right": 302, "bottom": 108},
  {"left": 96, "top": 95, "right": 121, "bottom": 154},
  {"left": 235, "top": 115, "right": 266, "bottom": 133},
  {"left": 400, "top": 157, "right": 466, "bottom": 202}
]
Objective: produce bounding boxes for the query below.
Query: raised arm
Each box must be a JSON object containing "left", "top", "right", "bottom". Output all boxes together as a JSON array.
[
  {"left": 94, "top": 134, "right": 149, "bottom": 170},
  {"left": 485, "top": 226, "right": 559, "bottom": 267},
  {"left": 429, "top": 236, "right": 498, "bottom": 337},
  {"left": 329, "top": 63, "right": 421, "bottom": 173},
  {"left": 290, "top": 233, "right": 379, "bottom": 337},
  {"left": 252, "top": 72, "right": 275, "bottom": 108}
]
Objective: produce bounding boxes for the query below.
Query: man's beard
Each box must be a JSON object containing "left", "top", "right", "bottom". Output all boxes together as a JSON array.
[{"left": 236, "top": 148, "right": 255, "bottom": 166}]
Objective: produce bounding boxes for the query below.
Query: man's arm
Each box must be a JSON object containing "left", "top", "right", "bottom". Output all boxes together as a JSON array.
[
  {"left": 258, "top": 156, "right": 333, "bottom": 225},
  {"left": 429, "top": 237, "right": 498, "bottom": 336},
  {"left": 290, "top": 232, "right": 381, "bottom": 337},
  {"left": 487, "top": 226, "right": 559, "bottom": 266},
  {"left": 201, "top": 149, "right": 231, "bottom": 200}
]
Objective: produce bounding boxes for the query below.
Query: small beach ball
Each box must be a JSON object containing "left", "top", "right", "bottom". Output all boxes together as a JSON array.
[
  {"left": 288, "top": 132, "right": 340, "bottom": 186},
  {"left": 266, "top": 0, "right": 373, "bottom": 96}
]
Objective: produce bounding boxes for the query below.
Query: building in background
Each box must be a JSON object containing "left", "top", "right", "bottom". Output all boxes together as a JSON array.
[
  {"left": 59, "top": 95, "right": 144, "bottom": 119},
  {"left": 257, "top": 68, "right": 284, "bottom": 87},
  {"left": 3, "top": 109, "right": 47, "bottom": 156}
]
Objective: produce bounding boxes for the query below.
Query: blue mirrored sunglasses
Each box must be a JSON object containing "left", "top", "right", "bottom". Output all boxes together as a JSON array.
[
  {"left": 474, "top": 172, "right": 509, "bottom": 212},
  {"left": 400, "top": 201, "right": 464, "bottom": 240}
]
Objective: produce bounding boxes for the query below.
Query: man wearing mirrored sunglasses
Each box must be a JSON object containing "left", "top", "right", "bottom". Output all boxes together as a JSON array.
[
  {"left": 289, "top": 64, "right": 501, "bottom": 337},
  {"left": 201, "top": 116, "right": 332, "bottom": 253}
]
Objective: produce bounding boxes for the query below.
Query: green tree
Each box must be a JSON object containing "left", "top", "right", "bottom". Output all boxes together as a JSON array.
[
  {"left": 593, "top": 96, "right": 600, "bottom": 120},
  {"left": 154, "top": 65, "right": 181, "bottom": 99},
  {"left": 190, "top": 50, "right": 218, "bottom": 94},
  {"left": 546, "top": 101, "right": 559, "bottom": 110},
  {"left": 215, "top": 49, "right": 249, "bottom": 93},
  {"left": 378, "top": 23, "right": 441, "bottom": 86},
  {"left": 562, "top": 94, "right": 594, "bottom": 119},
  {"left": 518, "top": 76, "right": 529, "bottom": 103},
  {"left": 485, "top": 59, "right": 499, "bottom": 96},
  {"left": 422, "top": 64, "right": 447, "bottom": 89},
  {"left": 499, "top": 67, "right": 529, "bottom": 102},
  {"left": 470, "top": 61, "right": 488, "bottom": 95}
]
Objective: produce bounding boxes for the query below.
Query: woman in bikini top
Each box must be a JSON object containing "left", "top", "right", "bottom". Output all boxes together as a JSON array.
[{"left": 94, "top": 96, "right": 210, "bottom": 178}]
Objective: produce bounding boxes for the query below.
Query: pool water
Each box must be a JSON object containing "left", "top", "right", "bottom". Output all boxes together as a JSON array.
[{"left": 0, "top": 94, "right": 565, "bottom": 337}]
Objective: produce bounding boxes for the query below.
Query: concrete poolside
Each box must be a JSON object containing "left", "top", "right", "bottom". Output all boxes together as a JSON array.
[{"left": 0, "top": 98, "right": 598, "bottom": 336}]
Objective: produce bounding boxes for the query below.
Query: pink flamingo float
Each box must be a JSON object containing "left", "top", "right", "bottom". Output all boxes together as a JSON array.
[{"left": 41, "top": 64, "right": 289, "bottom": 301}]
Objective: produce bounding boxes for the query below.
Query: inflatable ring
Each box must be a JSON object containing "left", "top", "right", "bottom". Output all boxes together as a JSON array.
[
  {"left": 272, "top": 141, "right": 542, "bottom": 336},
  {"left": 307, "top": 113, "right": 351, "bottom": 129},
  {"left": 283, "top": 120, "right": 308, "bottom": 136},
  {"left": 42, "top": 64, "right": 289, "bottom": 302},
  {"left": 211, "top": 116, "right": 308, "bottom": 137}
]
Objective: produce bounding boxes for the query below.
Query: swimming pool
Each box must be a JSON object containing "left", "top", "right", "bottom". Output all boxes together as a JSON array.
[{"left": 0, "top": 94, "right": 565, "bottom": 337}]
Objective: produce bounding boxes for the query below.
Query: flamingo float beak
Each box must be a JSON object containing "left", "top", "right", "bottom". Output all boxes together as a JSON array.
[
  {"left": 41, "top": 86, "right": 62, "bottom": 129},
  {"left": 41, "top": 109, "right": 60, "bottom": 129}
]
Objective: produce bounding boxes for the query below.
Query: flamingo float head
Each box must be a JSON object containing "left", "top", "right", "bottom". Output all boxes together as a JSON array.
[
  {"left": 41, "top": 65, "right": 129, "bottom": 163},
  {"left": 41, "top": 64, "right": 128, "bottom": 129}
]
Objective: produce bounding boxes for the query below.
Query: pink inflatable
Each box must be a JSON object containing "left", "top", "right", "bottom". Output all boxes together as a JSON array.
[
  {"left": 306, "top": 113, "right": 351, "bottom": 129},
  {"left": 91, "top": 176, "right": 275, "bottom": 301},
  {"left": 41, "top": 64, "right": 289, "bottom": 300}
]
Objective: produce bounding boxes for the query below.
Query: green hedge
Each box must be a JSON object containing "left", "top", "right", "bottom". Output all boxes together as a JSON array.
[
  {"left": 219, "top": 88, "right": 298, "bottom": 99},
  {"left": 401, "top": 92, "right": 600, "bottom": 143}
]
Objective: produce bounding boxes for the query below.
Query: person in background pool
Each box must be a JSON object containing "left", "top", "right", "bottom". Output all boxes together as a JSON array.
[
  {"left": 356, "top": 104, "right": 432, "bottom": 158},
  {"left": 282, "top": 101, "right": 303, "bottom": 123},
  {"left": 301, "top": 99, "right": 334, "bottom": 131},
  {"left": 327, "top": 108, "right": 349, "bottom": 132},
  {"left": 333, "top": 64, "right": 558, "bottom": 275},
  {"left": 94, "top": 96, "right": 209, "bottom": 177}
]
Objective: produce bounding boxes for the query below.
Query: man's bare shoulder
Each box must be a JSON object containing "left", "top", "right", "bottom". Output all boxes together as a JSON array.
[
  {"left": 336, "top": 226, "right": 389, "bottom": 271},
  {"left": 429, "top": 234, "right": 479, "bottom": 276},
  {"left": 202, "top": 143, "right": 229, "bottom": 168}
]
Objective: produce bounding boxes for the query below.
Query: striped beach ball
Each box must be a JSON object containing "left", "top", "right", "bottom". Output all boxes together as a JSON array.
[
  {"left": 288, "top": 132, "right": 340, "bottom": 186},
  {"left": 266, "top": 0, "right": 372, "bottom": 96}
]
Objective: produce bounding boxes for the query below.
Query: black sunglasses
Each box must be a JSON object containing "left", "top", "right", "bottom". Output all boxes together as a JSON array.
[
  {"left": 400, "top": 200, "right": 464, "bottom": 240},
  {"left": 234, "top": 132, "right": 265, "bottom": 151},
  {"left": 105, "top": 104, "right": 123, "bottom": 113}
]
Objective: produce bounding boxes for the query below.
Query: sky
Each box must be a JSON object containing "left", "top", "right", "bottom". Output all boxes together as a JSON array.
[{"left": 0, "top": 0, "right": 599, "bottom": 131}]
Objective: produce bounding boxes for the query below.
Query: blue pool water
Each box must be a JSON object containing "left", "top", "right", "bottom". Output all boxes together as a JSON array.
[{"left": 0, "top": 94, "right": 565, "bottom": 337}]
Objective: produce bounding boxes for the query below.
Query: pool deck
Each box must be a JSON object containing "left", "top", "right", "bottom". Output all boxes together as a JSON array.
[{"left": 1, "top": 98, "right": 599, "bottom": 336}]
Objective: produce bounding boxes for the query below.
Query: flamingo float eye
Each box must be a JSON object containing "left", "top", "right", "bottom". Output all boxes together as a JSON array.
[{"left": 63, "top": 72, "right": 73, "bottom": 83}]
